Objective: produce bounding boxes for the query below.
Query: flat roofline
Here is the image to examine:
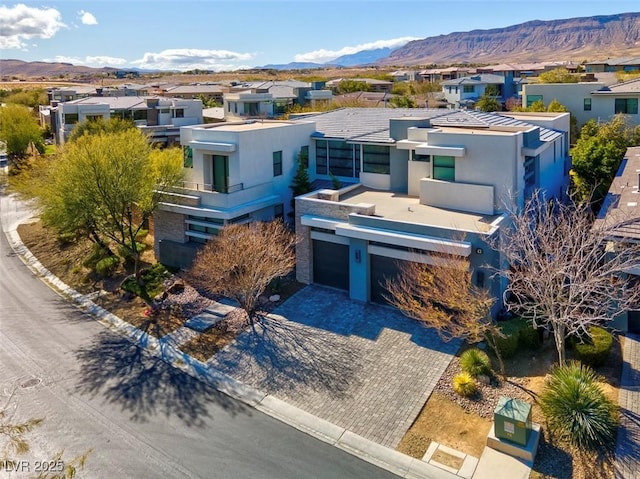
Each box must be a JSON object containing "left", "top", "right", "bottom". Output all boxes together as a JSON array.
[{"left": 336, "top": 186, "right": 503, "bottom": 234}]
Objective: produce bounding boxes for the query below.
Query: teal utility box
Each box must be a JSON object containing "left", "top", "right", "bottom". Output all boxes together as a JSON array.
[{"left": 494, "top": 396, "right": 532, "bottom": 447}]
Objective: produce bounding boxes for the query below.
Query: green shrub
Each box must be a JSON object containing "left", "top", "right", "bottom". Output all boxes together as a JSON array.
[
  {"left": 452, "top": 372, "right": 478, "bottom": 397},
  {"left": 121, "top": 263, "right": 171, "bottom": 300},
  {"left": 460, "top": 348, "right": 491, "bottom": 377},
  {"left": 515, "top": 317, "right": 542, "bottom": 350},
  {"left": 57, "top": 231, "right": 78, "bottom": 244},
  {"left": 135, "top": 229, "right": 148, "bottom": 240},
  {"left": 539, "top": 360, "right": 618, "bottom": 450},
  {"left": 492, "top": 319, "right": 520, "bottom": 358},
  {"left": 95, "top": 256, "right": 119, "bottom": 277},
  {"left": 573, "top": 326, "right": 614, "bottom": 368},
  {"left": 82, "top": 244, "right": 111, "bottom": 268}
]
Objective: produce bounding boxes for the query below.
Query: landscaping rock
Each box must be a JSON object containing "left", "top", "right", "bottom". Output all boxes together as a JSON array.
[
  {"left": 269, "top": 294, "right": 281, "bottom": 302},
  {"left": 168, "top": 280, "right": 185, "bottom": 294}
]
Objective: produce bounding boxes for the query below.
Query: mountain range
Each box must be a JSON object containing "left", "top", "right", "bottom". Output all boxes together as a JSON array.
[{"left": 3, "top": 12, "right": 640, "bottom": 78}]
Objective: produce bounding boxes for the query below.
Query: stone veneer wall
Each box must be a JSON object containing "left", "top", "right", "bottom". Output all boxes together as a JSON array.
[
  {"left": 295, "top": 195, "right": 375, "bottom": 284},
  {"left": 153, "top": 209, "right": 186, "bottom": 258}
]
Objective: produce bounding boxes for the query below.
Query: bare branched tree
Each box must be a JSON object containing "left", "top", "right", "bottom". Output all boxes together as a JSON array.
[
  {"left": 188, "top": 221, "right": 296, "bottom": 324},
  {"left": 385, "top": 256, "right": 507, "bottom": 376},
  {"left": 496, "top": 194, "right": 640, "bottom": 365}
]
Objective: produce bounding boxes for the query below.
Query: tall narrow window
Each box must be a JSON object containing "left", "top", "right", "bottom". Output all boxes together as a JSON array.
[
  {"left": 583, "top": 98, "right": 592, "bottom": 111},
  {"left": 316, "top": 140, "right": 327, "bottom": 174},
  {"left": 273, "top": 151, "right": 283, "bottom": 176},
  {"left": 433, "top": 156, "right": 455, "bottom": 181}
]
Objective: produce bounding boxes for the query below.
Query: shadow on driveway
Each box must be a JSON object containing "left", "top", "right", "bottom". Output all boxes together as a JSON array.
[
  {"left": 211, "top": 314, "right": 366, "bottom": 400},
  {"left": 74, "top": 330, "right": 247, "bottom": 426}
]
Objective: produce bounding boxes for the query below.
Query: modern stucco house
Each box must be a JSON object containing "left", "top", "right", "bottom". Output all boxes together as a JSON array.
[
  {"left": 292, "top": 108, "right": 570, "bottom": 305},
  {"left": 153, "top": 107, "right": 571, "bottom": 310},
  {"left": 522, "top": 78, "right": 640, "bottom": 128},
  {"left": 154, "top": 119, "right": 316, "bottom": 267},
  {"left": 47, "top": 96, "right": 203, "bottom": 146}
]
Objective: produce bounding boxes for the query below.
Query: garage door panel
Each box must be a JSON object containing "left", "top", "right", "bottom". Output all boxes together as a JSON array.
[
  {"left": 370, "top": 254, "right": 406, "bottom": 305},
  {"left": 313, "top": 240, "right": 349, "bottom": 290}
]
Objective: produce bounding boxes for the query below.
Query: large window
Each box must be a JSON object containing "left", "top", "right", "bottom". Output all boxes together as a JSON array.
[
  {"left": 328, "top": 140, "right": 354, "bottom": 177},
  {"left": 315, "top": 140, "right": 359, "bottom": 178},
  {"left": 615, "top": 98, "right": 639, "bottom": 114},
  {"left": 362, "top": 145, "right": 390, "bottom": 174},
  {"left": 463, "top": 85, "right": 475, "bottom": 93},
  {"left": 273, "top": 151, "right": 283, "bottom": 176},
  {"left": 243, "top": 103, "right": 259, "bottom": 116},
  {"left": 172, "top": 108, "right": 184, "bottom": 118},
  {"left": 526, "top": 94, "right": 543, "bottom": 107},
  {"left": 583, "top": 98, "right": 592, "bottom": 111},
  {"left": 133, "top": 109, "right": 146, "bottom": 121},
  {"left": 64, "top": 113, "right": 79, "bottom": 124},
  {"left": 433, "top": 155, "right": 455, "bottom": 181}
]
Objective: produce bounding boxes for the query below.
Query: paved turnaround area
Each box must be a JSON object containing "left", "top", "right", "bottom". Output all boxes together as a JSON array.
[
  {"left": 209, "top": 286, "right": 460, "bottom": 448},
  {"left": 615, "top": 333, "right": 640, "bottom": 479}
]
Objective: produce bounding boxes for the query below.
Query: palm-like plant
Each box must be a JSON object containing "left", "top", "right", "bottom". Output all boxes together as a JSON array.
[{"left": 539, "top": 361, "right": 618, "bottom": 450}]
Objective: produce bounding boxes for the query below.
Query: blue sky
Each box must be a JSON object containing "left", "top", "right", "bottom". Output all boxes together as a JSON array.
[{"left": 0, "top": 1, "right": 638, "bottom": 71}]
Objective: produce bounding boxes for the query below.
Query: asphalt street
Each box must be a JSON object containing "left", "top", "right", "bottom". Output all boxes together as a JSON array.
[{"left": 0, "top": 189, "right": 399, "bottom": 479}]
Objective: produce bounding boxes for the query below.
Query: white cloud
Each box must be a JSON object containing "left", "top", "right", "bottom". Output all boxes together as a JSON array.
[
  {"left": 0, "top": 4, "right": 66, "bottom": 49},
  {"left": 294, "top": 36, "right": 419, "bottom": 64},
  {"left": 47, "top": 55, "right": 128, "bottom": 68},
  {"left": 131, "top": 48, "right": 254, "bottom": 72},
  {"left": 79, "top": 10, "right": 98, "bottom": 25}
]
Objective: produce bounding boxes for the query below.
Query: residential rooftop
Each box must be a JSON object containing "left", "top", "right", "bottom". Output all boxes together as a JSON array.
[
  {"left": 595, "top": 146, "right": 640, "bottom": 240},
  {"left": 191, "top": 119, "right": 304, "bottom": 132},
  {"left": 338, "top": 186, "right": 502, "bottom": 234}
]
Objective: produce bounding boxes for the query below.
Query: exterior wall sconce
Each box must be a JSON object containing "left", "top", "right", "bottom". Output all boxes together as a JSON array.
[{"left": 355, "top": 249, "right": 361, "bottom": 263}]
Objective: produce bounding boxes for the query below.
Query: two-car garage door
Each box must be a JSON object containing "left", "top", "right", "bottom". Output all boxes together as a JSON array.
[{"left": 312, "top": 239, "right": 408, "bottom": 303}]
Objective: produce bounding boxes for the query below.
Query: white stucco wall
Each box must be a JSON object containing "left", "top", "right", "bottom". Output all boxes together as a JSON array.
[
  {"left": 522, "top": 83, "right": 605, "bottom": 127},
  {"left": 181, "top": 120, "right": 315, "bottom": 218}
]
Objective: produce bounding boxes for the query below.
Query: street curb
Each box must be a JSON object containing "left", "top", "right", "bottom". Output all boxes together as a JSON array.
[{"left": 3, "top": 216, "right": 456, "bottom": 479}]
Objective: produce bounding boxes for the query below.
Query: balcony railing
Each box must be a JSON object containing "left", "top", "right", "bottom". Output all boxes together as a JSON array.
[{"left": 180, "top": 181, "right": 244, "bottom": 194}]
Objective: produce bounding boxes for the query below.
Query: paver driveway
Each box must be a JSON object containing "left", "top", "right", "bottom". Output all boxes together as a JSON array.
[{"left": 208, "top": 285, "right": 460, "bottom": 448}]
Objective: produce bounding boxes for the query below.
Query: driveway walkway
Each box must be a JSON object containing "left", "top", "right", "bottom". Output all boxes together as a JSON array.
[
  {"left": 207, "top": 285, "right": 460, "bottom": 448},
  {"left": 615, "top": 333, "right": 640, "bottom": 479}
]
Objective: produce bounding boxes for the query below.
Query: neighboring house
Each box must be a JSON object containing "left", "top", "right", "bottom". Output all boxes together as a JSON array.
[
  {"left": 291, "top": 108, "right": 570, "bottom": 306},
  {"left": 441, "top": 74, "right": 506, "bottom": 108},
  {"left": 390, "top": 70, "right": 418, "bottom": 82},
  {"left": 418, "top": 67, "right": 473, "bottom": 83},
  {"left": 586, "top": 57, "right": 640, "bottom": 73},
  {"left": 49, "top": 96, "right": 203, "bottom": 145},
  {"left": 154, "top": 119, "right": 316, "bottom": 267},
  {"left": 593, "top": 146, "right": 640, "bottom": 333},
  {"left": 223, "top": 81, "right": 332, "bottom": 119},
  {"left": 522, "top": 78, "right": 640, "bottom": 128},
  {"left": 164, "top": 84, "right": 225, "bottom": 104}
]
